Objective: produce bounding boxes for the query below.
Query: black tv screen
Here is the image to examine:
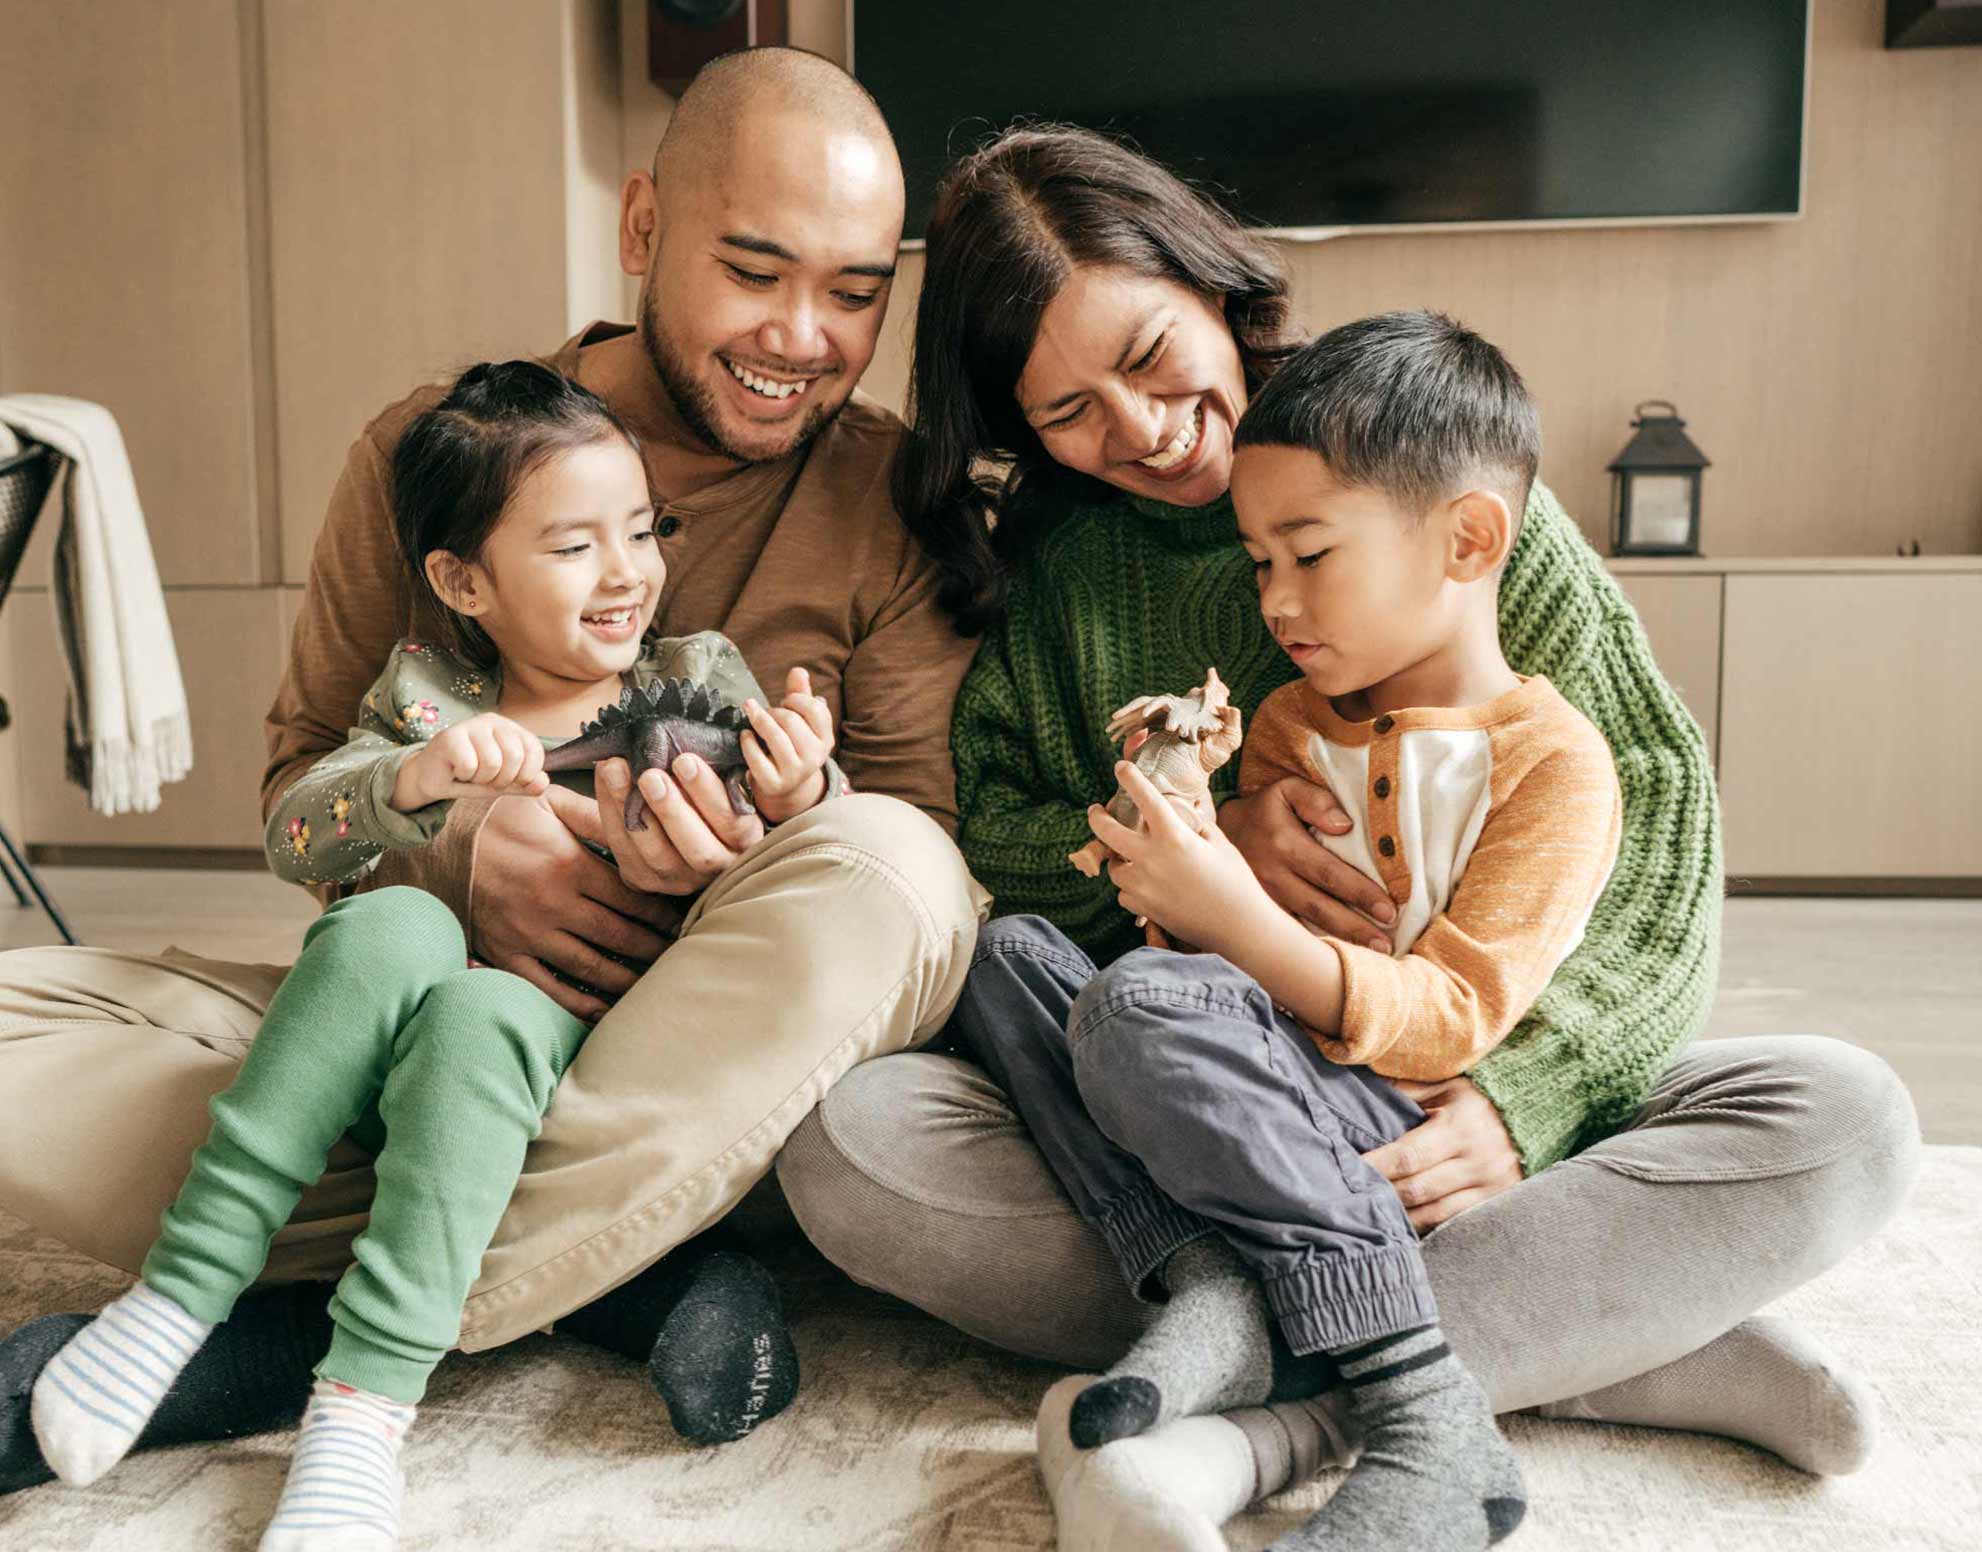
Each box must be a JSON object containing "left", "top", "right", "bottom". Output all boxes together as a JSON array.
[{"left": 850, "top": 0, "right": 1810, "bottom": 240}]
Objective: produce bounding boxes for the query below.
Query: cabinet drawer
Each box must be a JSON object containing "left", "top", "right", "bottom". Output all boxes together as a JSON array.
[{"left": 1719, "top": 574, "right": 1982, "bottom": 877}]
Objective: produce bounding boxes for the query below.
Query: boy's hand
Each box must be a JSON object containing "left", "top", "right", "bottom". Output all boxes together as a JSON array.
[
  {"left": 741, "top": 666, "right": 836, "bottom": 823},
  {"left": 1088, "top": 761, "right": 1276, "bottom": 955},
  {"left": 393, "top": 713, "right": 549, "bottom": 811}
]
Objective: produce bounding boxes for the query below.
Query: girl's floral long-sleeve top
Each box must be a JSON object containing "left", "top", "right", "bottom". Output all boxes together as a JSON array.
[{"left": 264, "top": 631, "right": 838, "bottom": 887}]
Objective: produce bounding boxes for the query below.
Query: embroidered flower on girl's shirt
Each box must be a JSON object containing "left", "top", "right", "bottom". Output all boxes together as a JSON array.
[
  {"left": 286, "top": 816, "right": 310, "bottom": 858},
  {"left": 330, "top": 791, "right": 354, "bottom": 838},
  {"left": 397, "top": 699, "right": 442, "bottom": 737},
  {"left": 399, "top": 643, "right": 431, "bottom": 658},
  {"left": 451, "top": 673, "right": 486, "bottom": 700}
]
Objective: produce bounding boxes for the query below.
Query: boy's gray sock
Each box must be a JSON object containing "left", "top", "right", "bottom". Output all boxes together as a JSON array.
[
  {"left": 1271, "top": 1325, "right": 1525, "bottom": 1552},
  {"left": 1070, "top": 1237, "right": 1273, "bottom": 1449}
]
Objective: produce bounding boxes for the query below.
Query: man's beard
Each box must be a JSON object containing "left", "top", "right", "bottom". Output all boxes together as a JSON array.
[{"left": 640, "top": 298, "right": 842, "bottom": 466}]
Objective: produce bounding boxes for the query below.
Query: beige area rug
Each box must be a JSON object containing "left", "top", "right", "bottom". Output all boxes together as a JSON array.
[{"left": 3, "top": 1148, "right": 1978, "bottom": 1552}]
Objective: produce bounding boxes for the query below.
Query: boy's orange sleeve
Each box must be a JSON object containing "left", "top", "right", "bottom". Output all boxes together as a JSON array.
[{"left": 1316, "top": 731, "right": 1622, "bottom": 1080}]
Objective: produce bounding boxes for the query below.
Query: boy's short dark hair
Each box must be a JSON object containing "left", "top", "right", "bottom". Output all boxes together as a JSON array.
[{"left": 1234, "top": 310, "right": 1540, "bottom": 527}]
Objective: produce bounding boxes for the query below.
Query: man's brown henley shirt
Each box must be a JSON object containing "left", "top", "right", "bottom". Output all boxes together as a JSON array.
[{"left": 262, "top": 322, "right": 979, "bottom": 926}]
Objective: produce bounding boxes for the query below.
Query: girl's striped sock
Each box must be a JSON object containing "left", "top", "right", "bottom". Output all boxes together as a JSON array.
[
  {"left": 30, "top": 1283, "right": 212, "bottom": 1485},
  {"left": 258, "top": 1379, "right": 414, "bottom": 1552}
]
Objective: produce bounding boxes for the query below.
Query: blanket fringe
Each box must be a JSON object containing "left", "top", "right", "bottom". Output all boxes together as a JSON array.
[{"left": 67, "top": 710, "right": 194, "bottom": 817}]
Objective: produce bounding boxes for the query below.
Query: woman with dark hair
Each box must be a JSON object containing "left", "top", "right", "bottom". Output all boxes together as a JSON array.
[
  {"left": 777, "top": 124, "right": 1917, "bottom": 1541},
  {"left": 893, "top": 123, "right": 1302, "bottom": 638}
]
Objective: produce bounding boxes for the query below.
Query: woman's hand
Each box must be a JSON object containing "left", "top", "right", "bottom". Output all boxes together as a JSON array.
[
  {"left": 1088, "top": 762, "right": 1278, "bottom": 955},
  {"left": 741, "top": 667, "right": 836, "bottom": 823},
  {"left": 1218, "top": 777, "right": 1398, "bottom": 952},
  {"left": 1362, "top": 1076, "right": 1524, "bottom": 1232},
  {"left": 393, "top": 713, "right": 548, "bottom": 811}
]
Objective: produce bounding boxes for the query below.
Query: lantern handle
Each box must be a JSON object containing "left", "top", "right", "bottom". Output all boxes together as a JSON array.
[{"left": 1633, "top": 399, "right": 1680, "bottom": 422}]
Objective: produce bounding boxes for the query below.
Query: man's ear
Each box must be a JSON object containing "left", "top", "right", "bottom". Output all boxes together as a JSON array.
[
  {"left": 1446, "top": 490, "right": 1513, "bottom": 581},
  {"left": 425, "top": 551, "right": 484, "bottom": 616},
  {"left": 620, "top": 171, "right": 660, "bottom": 279}
]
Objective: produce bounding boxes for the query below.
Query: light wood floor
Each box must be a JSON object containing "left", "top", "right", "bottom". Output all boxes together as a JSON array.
[{"left": 3, "top": 867, "right": 1977, "bottom": 1143}]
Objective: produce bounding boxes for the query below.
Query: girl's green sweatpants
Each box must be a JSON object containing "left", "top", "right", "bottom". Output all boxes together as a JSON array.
[{"left": 139, "top": 887, "right": 588, "bottom": 1403}]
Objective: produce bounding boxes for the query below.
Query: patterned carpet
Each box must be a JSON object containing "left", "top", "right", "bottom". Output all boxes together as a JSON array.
[{"left": 3, "top": 1149, "right": 1977, "bottom": 1552}]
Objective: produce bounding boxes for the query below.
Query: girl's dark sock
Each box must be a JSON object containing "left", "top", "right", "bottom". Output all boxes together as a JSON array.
[
  {"left": 5, "top": 1238, "right": 806, "bottom": 1491},
  {"left": 2, "top": 1281, "right": 331, "bottom": 1496},
  {"left": 560, "top": 1244, "right": 800, "bottom": 1446}
]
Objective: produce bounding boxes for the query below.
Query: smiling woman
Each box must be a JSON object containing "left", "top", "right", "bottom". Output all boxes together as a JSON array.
[
  {"left": 1018, "top": 267, "right": 1238, "bottom": 503},
  {"left": 893, "top": 124, "right": 1300, "bottom": 636},
  {"left": 779, "top": 118, "right": 1918, "bottom": 1539}
]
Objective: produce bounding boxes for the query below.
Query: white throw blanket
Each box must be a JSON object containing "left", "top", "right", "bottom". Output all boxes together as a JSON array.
[{"left": 0, "top": 395, "right": 192, "bottom": 815}]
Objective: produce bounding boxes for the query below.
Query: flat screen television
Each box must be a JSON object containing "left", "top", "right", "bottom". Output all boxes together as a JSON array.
[{"left": 849, "top": 0, "right": 1811, "bottom": 242}]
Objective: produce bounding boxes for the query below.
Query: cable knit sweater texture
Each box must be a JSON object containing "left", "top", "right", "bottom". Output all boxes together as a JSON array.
[{"left": 950, "top": 480, "right": 1723, "bottom": 1172}]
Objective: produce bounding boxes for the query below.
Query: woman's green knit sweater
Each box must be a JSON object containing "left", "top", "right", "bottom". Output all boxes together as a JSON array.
[{"left": 950, "top": 481, "right": 1723, "bottom": 1173}]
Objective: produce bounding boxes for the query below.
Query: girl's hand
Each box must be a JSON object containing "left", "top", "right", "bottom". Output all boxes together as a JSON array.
[
  {"left": 741, "top": 667, "right": 837, "bottom": 823},
  {"left": 393, "top": 713, "right": 549, "bottom": 811},
  {"left": 1088, "top": 761, "right": 1277, "bottom": 955}
]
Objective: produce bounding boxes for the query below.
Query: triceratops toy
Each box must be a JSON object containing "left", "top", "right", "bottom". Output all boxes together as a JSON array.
[
  {"left": 541, "top": 678, "right": 752, "bottom": 831},
  {"left": 1070, "top": 667, "right": 1244, "bottom": 945}
]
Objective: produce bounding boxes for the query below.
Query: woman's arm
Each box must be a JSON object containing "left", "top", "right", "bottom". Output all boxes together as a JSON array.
[
  {"left": 1462, "top": 484, "right": 1723, "bottom": 1173},
  {"left": 952, "top": 615, "right": 1146, "bottom": 965}
]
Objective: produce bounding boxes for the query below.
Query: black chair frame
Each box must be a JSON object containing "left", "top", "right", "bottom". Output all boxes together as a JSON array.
[{"left": 0, "top": 440, "right": 80, "bottom": 944}]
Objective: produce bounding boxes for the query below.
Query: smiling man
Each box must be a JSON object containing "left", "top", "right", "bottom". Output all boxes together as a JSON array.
[{"left": 0, "top": 48, "right": 986, "bottom": 1487}]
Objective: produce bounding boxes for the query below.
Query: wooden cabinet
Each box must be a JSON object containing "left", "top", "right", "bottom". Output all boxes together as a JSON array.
[
  {"left": 1613, "top": 558, "right": 1982, "bottom": 886},
  {"left": 1718, "top": 571, "right": 1982, "bottom": 879}
]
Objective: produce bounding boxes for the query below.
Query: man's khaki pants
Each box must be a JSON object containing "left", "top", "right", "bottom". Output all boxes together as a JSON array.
[{"left": 0, "top": 795, "right": 987, "bottom": 1351}]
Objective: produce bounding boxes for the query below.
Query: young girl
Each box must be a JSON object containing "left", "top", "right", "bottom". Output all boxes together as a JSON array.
[{"left": 29, "top": 360, "right": 840, "bottom": 1550}]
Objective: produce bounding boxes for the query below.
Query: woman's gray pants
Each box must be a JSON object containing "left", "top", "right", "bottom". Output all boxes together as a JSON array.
[{"left": 776, "top": 925, "right": 1921, "bottom": 1413}]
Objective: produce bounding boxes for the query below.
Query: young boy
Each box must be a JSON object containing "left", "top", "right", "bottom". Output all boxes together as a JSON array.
[{"left": 952, "top": 311, "right": 1620, "bottom": 1552}]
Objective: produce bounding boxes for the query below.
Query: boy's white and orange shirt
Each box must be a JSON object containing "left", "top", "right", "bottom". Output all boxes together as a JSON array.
[{"left": 1239, "top": 675, "right": 1622, "bottom": 1083}]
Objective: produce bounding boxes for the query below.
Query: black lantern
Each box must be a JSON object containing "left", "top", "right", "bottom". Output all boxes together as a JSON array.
[{"left": 1607, "top": 400, "right": 1710, "bottom": 557}]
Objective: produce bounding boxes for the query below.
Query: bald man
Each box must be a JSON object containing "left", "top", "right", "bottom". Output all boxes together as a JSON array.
[{"left": 0, "top": 49, "right": 985, "bottom": 1485}]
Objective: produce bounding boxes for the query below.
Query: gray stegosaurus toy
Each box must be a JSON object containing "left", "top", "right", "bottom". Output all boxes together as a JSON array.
[{"left": 540, "top": 678, "right": 752, "bottom": 831}]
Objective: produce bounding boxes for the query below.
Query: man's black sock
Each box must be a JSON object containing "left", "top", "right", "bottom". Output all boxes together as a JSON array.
[
  {"left": 560, "top": 1244, "right": 800, "bottom": 1446},
  {"left": 2, "top": 1282, "right": 331, "bottom": 1496}
]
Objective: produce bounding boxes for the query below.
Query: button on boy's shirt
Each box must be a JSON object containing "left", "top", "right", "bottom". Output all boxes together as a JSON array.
[
  {"left": 264, "top": 322, "right": 979, "bottom": 921},
  {"left": 1239, "top": 674, "right": 1623, "bottom": 1083}
]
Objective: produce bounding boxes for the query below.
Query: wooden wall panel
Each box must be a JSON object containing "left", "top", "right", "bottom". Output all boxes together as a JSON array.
[
  {"left": 562, "top": 0, "right": 627, "bottom": 337},
  {"left": 1613, "top": 574, "right": 1723, "bottom": 764},
  {"left": 0, "top": 0, "right": 263, "bottom": 587},
  {"left": 6, "top": 589, "right": 285, "bottom": 850},
  {"left": 266, "top": 0, "right": 573, "bottom": 584},
  {"left": 1283, "top": 0, "right": 1982, "bottom": 560},
  {"left": 1719, "top": 573, "right": 1982, "bottom": 876}
]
